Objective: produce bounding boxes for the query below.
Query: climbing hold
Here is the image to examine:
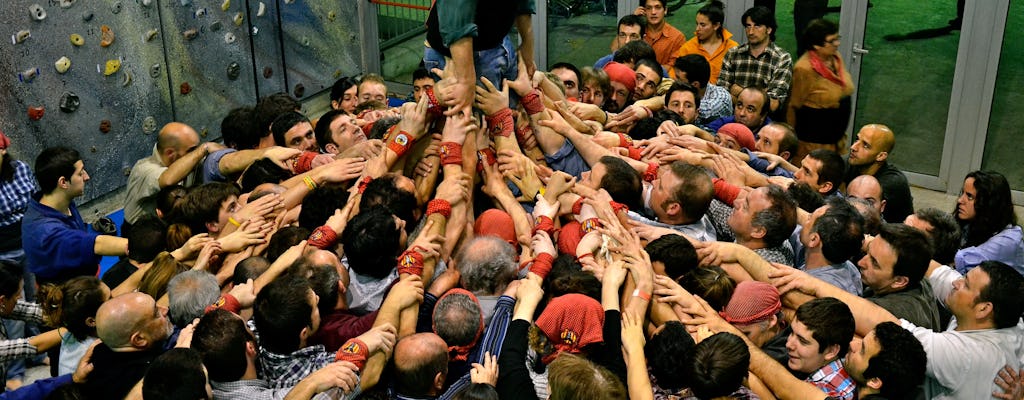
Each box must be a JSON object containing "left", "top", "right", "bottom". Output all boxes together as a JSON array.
[
  {"left": 103, "top": 59, "right": 121, "bottom": 76},
  {"left": 29, "top": 4, "right": 47, "bottom": 21},
  {"left": 90, "top": 146, "right": 97, "bottom": 153},
  {"left": 141, "top": 0, "right": 152, "bottom": 7},
  {"left": 193, "top": 7, "right": 207, "bottom": 18},
  {"left": 110, "top": 1, "right": 122, "bottom": 14},
  {"left": 293, "top": 83, "right": 305, "bottom": 98},
  {"left": 180, "top": 82, "right": 191, "bottom": 95},
  {"left": 256, "top": 2, "right": 266, "bottom": 16},
  {"left": 121, "top": 70, "right": 132, "bottom": 86},
  {"left": 226, "top": 62, "right": 240, "bottom": 80},
  {"left": 59, "top": 0, "right": 76, "bottom": 8},
  {"left": 54, "top": 57, "right": 71, "bottom": 74},
  {"left": 221, "top": 0, "right": 230, "bottom": 11},
  {"left": 13, "top": 30, "right": 31, "bottom": 44},
  {"left": 333, "top": 69, "right": 342, "bottom": 79},
  {"left": 301, "top": 36, "right": 310, "bottom": 47},
  {"left": 224, "top": 32, "right": 236, "bottom": 44},
  {"left": 145, "top": 29, "right": 159, "bottom": 42},
  {"left": 180, "top": 0, "right": 191, "bottom": 5},
  {"left": 263, "top": 66, "right": 272, "bottom": 79},
  {"left": 18, "top": 68, "right": 40, "bottom": 83},
  {"left": 199, "top": 127, "right": 208, "bottom": 137},
  {"left": 142, "top": 116, "right": 157, "bottom": 134},
  {"left": 82, "top": 11, "right": 93, "bottom": 21},
  {"left": 28, "top": 107, "right": 45, "bottom": 121},
  {"left": 209, "top": 21, "right": 222, "bottom": 32},
  {"left": 283, "top": 0, "right": 294, "bottom": 4},
  {"left": 233, "top": 12, "right": 244, "bottom": 26},
  {"left": 99, "top": 120, "right": 112, "bottom": 133},
  {"left": 183, "top": 28, "right": 198, "bottom": 40},
  {"left": 59, "top": 92, "right": 80, "bottom": 113},
  {"left": 150, "top": 64, "right": 161, "bottom": 78},
  {"left": 100, "top": 25, "right": 115, "bottom": 47},
  {"left": 70, "top": 34, "right": 85, "bottom": 46},
  {"left": 328, "top": 11, "right": 336, "bottom": 22}
]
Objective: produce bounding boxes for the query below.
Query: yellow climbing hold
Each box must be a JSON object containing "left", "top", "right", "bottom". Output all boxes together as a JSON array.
[
  {"left": 221, "top": 0, "right": 230, "bottom": 11},
  {"left": 104, "top": 59, "right": 121, "bottom": 76},
  {"left": 70, "top": 34, "right": 85, "bottom": 46}
]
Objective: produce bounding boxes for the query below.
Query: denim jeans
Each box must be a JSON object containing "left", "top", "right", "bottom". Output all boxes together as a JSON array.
[{"left": 423, "top": 35, "right": 519, "bottom": 107}]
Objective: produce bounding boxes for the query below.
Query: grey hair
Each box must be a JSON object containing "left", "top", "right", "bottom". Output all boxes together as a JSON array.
[
  {"left": 432, "top": 291, "right": 482, "bottom": 347},
  {"left": 454, "top": 236, "right": 517, "bottom": 295},
  {"left": 167, "top": 270, "right": 221, "bottom": 327}
]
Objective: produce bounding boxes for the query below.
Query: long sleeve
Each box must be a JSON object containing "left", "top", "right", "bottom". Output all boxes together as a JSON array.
[
  {"left": 591, "top": 310, "right": 626, "bottom": 386},
  {"left": 496, "top": 320, "right": 540, "bottom": 400},
  {"left": 439, "top": 296, "right": 516, "bottom": 400},
  {"left": 0, "top": 374, "right": 73, "bottom": 400}
]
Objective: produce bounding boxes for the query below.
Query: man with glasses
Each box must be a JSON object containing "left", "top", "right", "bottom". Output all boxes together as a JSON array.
[{"left": 718, "top": 6, "right": 792, "bottom": 113}]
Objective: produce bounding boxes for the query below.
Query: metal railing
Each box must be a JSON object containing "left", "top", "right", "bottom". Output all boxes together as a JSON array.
[{"left": 371, "top": 0, "right": 431, "bottom": 50}]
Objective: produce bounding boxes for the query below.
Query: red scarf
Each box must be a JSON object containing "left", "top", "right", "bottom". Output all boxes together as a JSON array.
[{"left": 808, "top": 50, "right": 846, "bottom": 88}]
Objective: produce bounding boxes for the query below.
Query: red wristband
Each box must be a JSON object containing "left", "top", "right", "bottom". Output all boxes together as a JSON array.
[
  {"left": 521, "top": 89, "right": 544, "bottom": 115},
  {"left": 476, "top": 148, "right": 497, "bottom": 173},
  {"left": 308, "top": 226, "right": 338, "bottom": 250},
  {"left": 294, "top": 151, "right": 318, "bottom": 174},
  {"left": 424, "top": 87, "right": 443, "bottom": 116},
  {"left": 531, "top": 252, "right": 554, "bottom": 279},
  {"left": 357, "top": 176, "right": 373, "bottom": 194},
  {"left": 204, "top": 294, "right": 242, "bottom": 315},
  {"left": 617, "top": 133, "right": 633, "bottom": 148},
  {"left": 427, "top": 199, "right": 452, "bottom": 219},
  {"left": 643, "top": 162, "right": 659, "bottom": 182},
  {"left": 632, "top": 288, "right": 652, "bottom": 301},
  {"left": 336, "top": 338, "right": 370, "bottom": 371},
  {"left": 387, "top": 130, "right": 415, "bottom": 158},
  {"left": 534, "top": 215, "right": 556, "bottom": 236},
  {"left": 439, "top": 142, "right": 463, "bottom": 166},
  {"left": 362, "top": 121, "right": 376, "bottom": 137},
  {"left": 627, "top": 146, "right": 642, "bottom": 160},
  {"left": 572, "top": 197, "right": 585, "bottom": 216},
  {"left": 397, "top": 247, "right": 426, "bottom": 276},
  {"left": 610, "top": 201, "right": 629, "bottom": 214},
  {"left": 581, "top": 218, "right": 602, "bottom": 234},
  {"left": 515, "top": 124, "right": 533, "bottom": 148},
  {"left": 486, "top": 108, "right": 514, "bottom": 138}
]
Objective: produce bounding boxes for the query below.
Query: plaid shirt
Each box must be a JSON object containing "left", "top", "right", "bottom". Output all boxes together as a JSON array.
[
  {"left": 807, "top": 359, "right": 856, "bottom": 400},
  {"left": 697, "top": 84, "right": 734, "bottom": 127},
  {"left": 0, "top": 160, "right": 38, "bottom": 227},
  {"left": 258, "top": 344, "right": 336, "bottom": 389},
  {"left": 718, "top": 42, "right": 793, "bottom": 102},
  {"left": 0, "top": 301, "right": 45, "bottom": 387},
  {"left": 212, "top": 378, "right": 346, "bottom": 400}
]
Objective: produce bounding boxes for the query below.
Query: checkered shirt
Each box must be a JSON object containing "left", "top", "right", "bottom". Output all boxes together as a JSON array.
[
  {"left": 258, "top": 344, "right": 336, "bottom": 389},
  {"left": 0, "top": 160, "right": 39, "bottom": 227},
  {"left": 718, "top": 42, "right": 793, "bottom": 102},
  {"left": 808, "top": 359, "right": 857, "bottom": 400}
]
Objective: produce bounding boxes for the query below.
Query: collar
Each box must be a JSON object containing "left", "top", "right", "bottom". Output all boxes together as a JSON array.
[{"left": 809, "top": 359, "right": 848, "bottom": 382}]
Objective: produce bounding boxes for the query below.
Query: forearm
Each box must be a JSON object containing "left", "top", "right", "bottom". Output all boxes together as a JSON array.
[
  {"left": 625, "top": 352, "right": 654, "bottom": 400},
  {"left": 27, "top": 329, "right": 62, "bottom": 353},
  {"left": 450, "top": 38, "right": 476, "bottom": 88},
  {"left": 489, "top": 190, "right": 532, "bottom": 247},
  {"left": 159, "top": 147, "right": 207, "bottom": 187},
  {"left": 112, "top": 264, "right": 148, "bottom": 296},
  {"left": 414, "top": 156, "right": 441, "bottom": 206},
  {"left": 93, "top": 235, "right": 128, "bottom": 256},
  {"left": 748, "top": 345, "right": 826, "bottom": 400},
  {"left": 218, "top": 149, "right": 267, "bottom": 176}
]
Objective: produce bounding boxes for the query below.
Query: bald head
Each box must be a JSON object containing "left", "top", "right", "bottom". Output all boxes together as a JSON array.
[
  {"left": 96, "top": 292, "right": 172, "bottom": 351},
  {"left": 157, "top": 122, "right": 201, "bottom": 165},
  {"left": 862, "top": 124, "right": 895, "bottom": 153},
  {"left": 393, "top": 333, "right": 449, "bottom": 397},
  {"left": 847, "top": 175, "right": 885, "bottom": 214}
]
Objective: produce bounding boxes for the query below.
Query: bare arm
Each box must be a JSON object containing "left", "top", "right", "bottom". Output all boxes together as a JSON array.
[
  {"left": 93, "top": 235, "right": 128, "bottom": 256},
  {"left": 158, "top": 142, "right": 218, "bottom": 187}
]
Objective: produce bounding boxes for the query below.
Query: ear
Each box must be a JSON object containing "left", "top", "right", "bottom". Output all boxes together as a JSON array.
[
  {"left": 823, "top": 343, "right": 841, "bottom": 362},
  {"left": 665, "top": 202, "right": 682, "bottom": 217},
  {"left": 750, "top": 224, "right": 767, "bottom": 240},
  {"left": 337, "top": 280, "right": 347, "bottom": 295},
  {"left": 331, "top": 100, "right": 341, "bottom": 110},
  {"left": 808, "top": 231, "right": 821, "bottom": 249},
  {"left": 130, "top": 331, "right": 149, "bottom": 349},
  {"left": 866, "top": 377, "right": 883, "bottom": 391},
  {"left": 156, "top": 208, "right": 165, "bottom": 219},
  {"left": 433, "top": 371, "right": 446, "bottom": 391},
  {"left": 879, "top": 199, "right": 887, "bottom": 213},
  {"left": 246, "top": 341, "right": 258, "bottom": 357},
  {"left": 205, "top": 221, "right": 220, "bottom": 234},
  {"left": 875, "top": 151, "right": 888, "bottom": 163},
  {"left": 779, "top": 150, "right": 791, "bottom": 161},
  {"left": 85, "top": 316, "right": 97, "bottom": 327},
  {"left": 689, "top": 80, "right": 703, "bottom": 91},
  {"left": 890, "top": 275, "right": 909, "bottom": 291},
  {"left": 300, "top": 326, "right": 310, "bottom": 341},
  {"left": 974, "top": 301, "right": 994, "bottom": 322},
  {"left": 58, "top": 176, "right": 69, "bottom": 189},
  {"left": 818, "top": 181, "right": 834, "bottom": 195}
]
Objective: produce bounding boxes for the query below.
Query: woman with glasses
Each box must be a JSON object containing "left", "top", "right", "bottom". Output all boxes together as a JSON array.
[{"left": 787, "top": 18, "right": 854, "bottom": 164}]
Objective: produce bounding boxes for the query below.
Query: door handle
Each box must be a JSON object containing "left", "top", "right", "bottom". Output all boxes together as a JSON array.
[{"left": 852, "top": 45, "right": 870, "bottom": 54}]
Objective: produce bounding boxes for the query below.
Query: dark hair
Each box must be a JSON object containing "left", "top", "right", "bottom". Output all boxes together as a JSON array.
[
  {"left": 663, "top": 81, "right": 701, "bottom": 111},
  {"left": 864, "top": 322, "right": 928, "bottom": 399},
  {"left": 634, "top": 58, "right": 664, "bottom": 80},
  {"left": 192, "top": 309, "right": 251, "bottom": 382},
  {"left": 679, "top": 266, "right": 735, "bottom": 311},
  {"left": 812, "top": 198, "right": 864, "bottom": 264},
  {"left": 673, "top": 54, "right": 711, "bottom": 87},
  {"left": 613, "top": 40, "right": 656, "bottom": 65},
  {"left": 877, "top": 223, "right": 932, "bottom": 288},
  {"left": 629, "top": 110, "right": 686, "bottom": 141},
  {"left": 976, "top": 261, "right": 1024, "bottom": 329},
  {"left": 0, "top": 260, "right": 24, "bottom": 299},
  {"left": 741, "top": 6, "right": 778, "bottom": 42},
  {"left": 412, "top": 68, "right": 433, "bottom": 83},
  {"left": 806, "top": 149, "right": 845, "bottom": 195},
  {"left": 360, "top": 174, "right": 418, "bottom": 232},
  {"left": 787, "top": 181, "right": 825, "bottom": 212},
  {"left": 254, "top": 274, "right": 314, "bottom": 354},
  {"left": 550, "top": 62, "right": 581, "bottom": 86},
  {"left": 645, "top": 321, "right": 696, "bottom": 390},
  {"left": 666, "top": 162, "right": 714, "bottom": 223},
  {"left": 266, "top": 226, "right": 313, "bottom": 261},
  {"left": 239, "top": 158, "right": 291, "bottom": 194},
  {"left": 394, "top": 336, "right": 450, "bottom": 397},
  {"left": 545, "top": 254, "right": 602, "bottom": 301},
  {"left": 597, "top": 156, "right": 643, "bottom": 213},
  {"left": 645, "top": 235, "right": 698, "bottom": 280},
  {"left": 314, "top": 109, "right": 347, "bottom": 151},
  {"left": 143, "top": 348, "right": 210, "bottom": 400},
  {"left": 355, "top": 100, "right": 388, "bottom": 114},
  {"left": 453, "top": 383, "right": 499, "bottom": 400},
  {"left": 913, "top": 208, "right": 961, "bottom": 266},
  {"left": 298, "top": 183, "right": 350, "bottom": 231},
  {"left": 342, "top": 208, "right": 402, "bottom": 279},
  {"left": 369, "top": 116, "right": 402, "bottom": 141},
  {"left": 154, "top": 185, "right": 187, "bottom": 221},
  {"left": 39, "top": 276, "right": 106, "bottom": 341},
  {"left": 270, "top": 111, "right": 311, "bottom": 148},
  {"left": 221, "top": 106, "right": 260, "bottom": 150},
  {"left": 286, "top": 257, "right": 341, "bottom": 318},
  {"left": 34, "top": 146, "right": 80, "bottom": 194},
  {"left": 697, "top": 1, "right": 726, "bottom": 38},
  {"left": 753, "top": 185, "right": 798, "bottom": 247},
  {"left": 233, "top": 256, "right": 270, "bottom": 285},
  {"left": 742, "top": 86, "right": 772, "bottom": 117},
  {"left": 330, "top": 76, "right": 359, "bottom": 103},
  {"left": 957, "top": 170, "right": 1018, "bottom": 248},
  {"left": 255, "top": 93, "right": 301, "bottom": 137},
  {"left": 128, "top": 217, "right": 167, "bottom": 263},
  {"left": 0, "top": 154, "right": 18, "bottom": 183},
  {"left": 795, "top": 297, "right": 855, "bottom": 359},
  {"left": 685, "top": 332, "right": 749, "bottom": 399},
  {"left": 803, "top": 18, "right": 839, "bottom": 48},
  {"left": 618, "top": 14, "right": 648, "bottom": 38},
  {"left": 169, "top": 182, "right": 240, "bottom": 236},
  {"left": 849, "top": 198, "right": 882, "bottom": 236},
  {"left": 767, "top": 122, "right": 799, "bottom": 160}
]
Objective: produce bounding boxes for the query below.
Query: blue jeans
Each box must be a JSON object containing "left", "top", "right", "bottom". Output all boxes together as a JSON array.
[{"left": 423, "top": 35, "right": 519, "bottom": 107}]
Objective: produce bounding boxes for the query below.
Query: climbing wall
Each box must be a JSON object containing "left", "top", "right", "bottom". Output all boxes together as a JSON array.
[{"left": 0, "top": 0, "right": 364, "bottom": 202}]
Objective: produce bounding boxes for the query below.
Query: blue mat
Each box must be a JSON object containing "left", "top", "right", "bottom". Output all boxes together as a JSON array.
[{"left": 97, "top": 208, "right": 125, "bottom": 277}]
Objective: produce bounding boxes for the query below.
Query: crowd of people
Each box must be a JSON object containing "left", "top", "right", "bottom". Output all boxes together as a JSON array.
[{"left": 0, "top": 0, "right": 1022, "bottom": 399}]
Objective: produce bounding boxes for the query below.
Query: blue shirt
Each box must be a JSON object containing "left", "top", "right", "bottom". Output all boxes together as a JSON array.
[
  {"left": 22, "top": 196, "right": 99, "bottom": 283},
  {"left": 706, "top": 115, "right": 772, "bottom": 137}
]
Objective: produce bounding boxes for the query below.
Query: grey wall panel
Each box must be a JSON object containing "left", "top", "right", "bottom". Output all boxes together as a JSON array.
[
  {"left": 158, "top": 0, "right": 259, "bottom": 141},
  {"left": 278, "top": 0, "right": 362, "bottom": 101},
  {"left": 0, "top": 0, "right": 174, "bottom": 202},
  {"left": 246, "top": 0, "right": 286, "bottom": 97}
]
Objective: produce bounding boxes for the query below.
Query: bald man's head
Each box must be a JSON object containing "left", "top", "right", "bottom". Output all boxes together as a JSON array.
[
  {"left": 96, "top": 292, "right": 173, "bottom": 351},
  {"left": 849, "top": 124, "right": 895, "bottom": 167},
  {"left": 847, "top": 175, "right": 885, "bottom": 214},
  {"left": 157, "top": 122, "right": 201, "bottom": 166},
  {"left": 393, "top": 333, "right": 448, "bottom": 397}
]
